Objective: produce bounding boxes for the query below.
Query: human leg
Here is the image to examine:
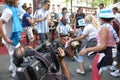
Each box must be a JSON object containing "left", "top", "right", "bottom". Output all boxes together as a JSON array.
[
  {"left": 110, "top": 51, "right": 120, "bottom": 77},
  {"left": 45, "top": 32, "right": 50, "bottom": 40},
  {"left": 76, "top": 55, "right": 85, "bottom": 74},
  {"left": 4, "top": 43, "right": 17, "bottom": 77},
  {"left": 26, "top": 27, "right": 34, "bottom": 48},
  {"left": 39, "top": 33, "right": 46, "bottom": 43}
]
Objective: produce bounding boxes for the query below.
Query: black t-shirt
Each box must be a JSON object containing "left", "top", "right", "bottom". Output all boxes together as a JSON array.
[{"left": 75, "top": 13, "right": 85, "bottom": 28}]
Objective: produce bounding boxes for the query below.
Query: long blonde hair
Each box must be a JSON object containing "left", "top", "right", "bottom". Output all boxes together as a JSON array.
[{"left": 85, "top": 14, "right": 100, "bottom": 29}]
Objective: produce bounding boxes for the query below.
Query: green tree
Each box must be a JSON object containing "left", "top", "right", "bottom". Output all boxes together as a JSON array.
[
  {"left": 114, "top": 0, "right": 118, "bottom": 3},
  {"left": 91, "top": 0, "right": 114, "bottom": 8}
]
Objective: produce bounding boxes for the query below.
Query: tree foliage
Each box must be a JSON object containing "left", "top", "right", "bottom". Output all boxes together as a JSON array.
[
  {"left": 50, "top": 0, "right": 114, "bottom": 8},
  {"left": 91, "top": 0, "right": 114, "bottom": 8}
]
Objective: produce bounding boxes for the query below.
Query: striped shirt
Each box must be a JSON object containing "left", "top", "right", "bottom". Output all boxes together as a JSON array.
[
  {"left": 34, "top": 8, "right": 49, "bottom": 33},
  {"left": 56, "top": 23, "right": 73, "bottom": 35},
  {"left": 58, "top": 13, "right": 70, "bottom": 25}
]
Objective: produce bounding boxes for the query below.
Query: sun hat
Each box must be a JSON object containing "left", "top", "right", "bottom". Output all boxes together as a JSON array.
[
  {"left": 78, "top": 19, "right": 87, "bottom": 27},
  {"left": 99, "top": 8, "right": 115, "bottom": 18}
]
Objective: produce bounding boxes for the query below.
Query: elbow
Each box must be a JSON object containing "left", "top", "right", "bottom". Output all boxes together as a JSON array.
[
  {"left": 30, "top": 21, "right": 35, "bottom": 26},
  {"left": 101, "top": 44, "right": 107, "bottom": 50},
  {"left": 33, "top": 19, "right": 36, "bottom": 22}
]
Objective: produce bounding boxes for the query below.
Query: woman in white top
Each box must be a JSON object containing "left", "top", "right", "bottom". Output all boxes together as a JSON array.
[{"left": 71, "top": 14, "right": 101, "bottom": 74}]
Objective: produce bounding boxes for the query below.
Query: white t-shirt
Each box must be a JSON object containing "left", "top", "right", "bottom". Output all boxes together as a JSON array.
[
  {"left": 0, "top": 8, "right": 13, "bottom": 44},
  {"left": 82, "top": 24, "right": 99, "bottom": 41}
]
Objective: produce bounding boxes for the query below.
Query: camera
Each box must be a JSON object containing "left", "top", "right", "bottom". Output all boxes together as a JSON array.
[{"left": 15, "top": 41, "right": 61, "bottom": 80}]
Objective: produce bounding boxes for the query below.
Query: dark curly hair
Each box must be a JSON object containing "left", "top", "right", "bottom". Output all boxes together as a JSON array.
[{"left": 112, "top": 7, "right": 118, "bottom": 12}]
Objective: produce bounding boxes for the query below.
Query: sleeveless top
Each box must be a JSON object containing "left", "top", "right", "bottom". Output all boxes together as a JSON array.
[
  {"left": 96, "top": 25, "right": 116, "bottom": 75},
  {"left": 96, "top": 26, "right": 116, "bottom": 47}
]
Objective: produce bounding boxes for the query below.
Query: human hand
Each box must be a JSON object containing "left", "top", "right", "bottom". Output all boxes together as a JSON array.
[
  {"left": 4, "top": 36, "right": 13, "bottom": 45},
  {"left": 68, "top": 38, "right": 74, "bottom": 45},
  {"left": 57, "top": 47, "right": 65, "bottom": 58}
]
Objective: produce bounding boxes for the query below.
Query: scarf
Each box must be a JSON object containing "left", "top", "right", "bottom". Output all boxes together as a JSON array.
[
  {"left": 6, "top": 5, "right": 23, "bottom": 46},
  {"left": 102, "top": 23, "right": 119, "bottom": 43}
]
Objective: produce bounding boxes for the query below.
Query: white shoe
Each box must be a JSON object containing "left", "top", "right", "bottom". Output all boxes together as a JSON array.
[
  {"left": 110, "top": 70, "right": 120, "bottom": 77},
  {"left": 9, "top": 65, "right": 14, "bottom": 72},
  {"left": 76, "top": 69, "right": 85, "bottom": 74},
  {"left": 109, "top": 66, "right": 117, "bottom": 71},
  {"left": 89, "top": 65, "right": 92, "bottom": 69},
  {"left": 12, "top": 72, "right": 16, "bottom": 77}
]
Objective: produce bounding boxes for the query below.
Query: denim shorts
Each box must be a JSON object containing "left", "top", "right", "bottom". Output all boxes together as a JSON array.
[{"left": 77, "top": 55, "right": 84, "bottom": 63}]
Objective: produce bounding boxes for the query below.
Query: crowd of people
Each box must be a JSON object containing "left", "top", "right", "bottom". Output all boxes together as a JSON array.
[{"left": 0, "top": 0, "right": 120, "bottom": 80}]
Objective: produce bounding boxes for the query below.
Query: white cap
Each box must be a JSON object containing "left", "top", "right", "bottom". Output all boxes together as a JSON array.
[{"left": 99, "top": 8, "right": 114, "bottom": 18}]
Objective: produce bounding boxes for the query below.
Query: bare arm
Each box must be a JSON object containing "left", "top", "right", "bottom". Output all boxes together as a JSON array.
[
  {"left": 73, "top": 34, "right": 87, "bottom": 41},
  {"left": 26, "top": 17, "right": 34, "bottom": 26},
  {"left": 58, "top": 48, "right": 71, "bottom": 80},
  {"left": 34, "top": 18, "right": 42, "bottom": 22},
  {"left": 80, "top": 27, "right": 108, "bottom": 56},
  {"left": 34, "top": 17, "right": 47, "bottom": 22},
  {"left": 0, "top": 19, "right": 12, "bottom": 44},
  {"left": 59, "top": 59, "right": 71, "bottom": 80}
]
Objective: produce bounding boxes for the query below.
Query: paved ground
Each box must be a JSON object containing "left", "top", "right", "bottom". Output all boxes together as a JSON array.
[{"left": 0, "top": 54, "right": 120, "bottom": 80}]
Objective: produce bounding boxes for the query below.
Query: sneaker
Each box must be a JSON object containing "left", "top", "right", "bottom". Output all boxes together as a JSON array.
[
  {"left": 9, "top": 65, "right": 14, "bottom": 72},
  {"left": 76, "top": 69, "right": 85, "bottom": 74},
  {"left": 109, "top": 66, "right": 117, "bottom": 71},
  {"left": 12, "top": 72, "right": 16, "bottom": 77},
  {"left": 110, "top": 70, "right": 120, "bottom": 77},
  {"left": 89, "top": 65, "right": 92, "bottom": 69}
]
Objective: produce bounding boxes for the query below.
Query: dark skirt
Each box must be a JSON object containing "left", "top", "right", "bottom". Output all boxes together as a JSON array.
[
  {"left": 97, "top": 47, "right": 114, "bottom": 74},
  {"left": 92, "top": 47, "right": 114, "bottom": 80}
]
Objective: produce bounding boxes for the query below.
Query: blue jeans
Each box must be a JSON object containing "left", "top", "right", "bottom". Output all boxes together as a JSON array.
[{"left": 39, "top": 33, "right": 49, "bottom": 43}]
